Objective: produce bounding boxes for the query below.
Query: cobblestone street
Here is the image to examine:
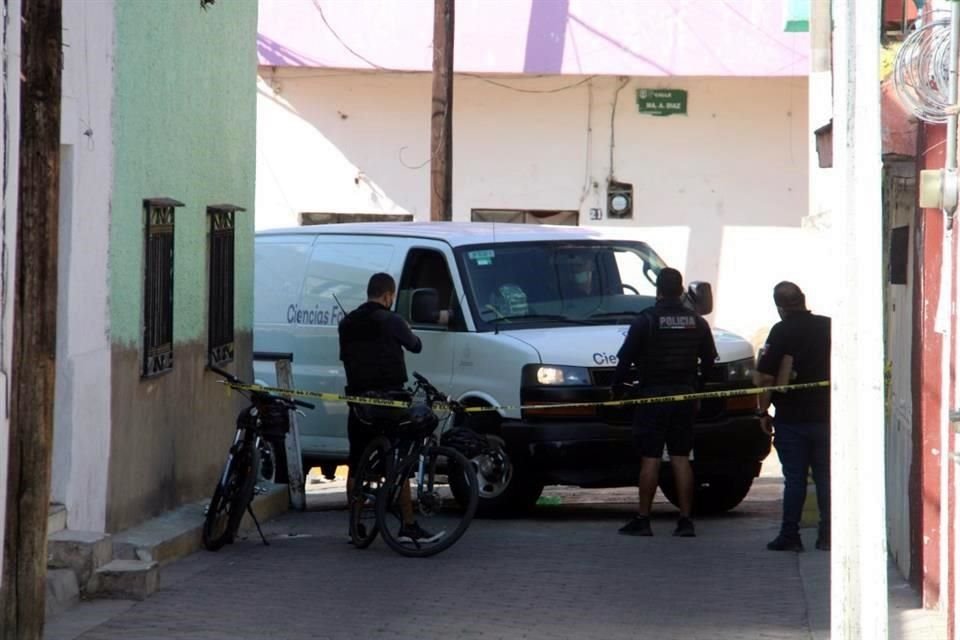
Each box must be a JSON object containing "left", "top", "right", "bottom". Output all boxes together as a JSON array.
[{"left": 45, "top": 474, "right": 852, "bottom": 640}]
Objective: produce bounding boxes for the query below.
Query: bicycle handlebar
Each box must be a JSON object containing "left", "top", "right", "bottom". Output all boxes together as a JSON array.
[
  {"left": 207, "top": 365, "right": 315, "bottom": 410},
  {"left": 411, "top": 371, "right": 462, "bottom": 413}
]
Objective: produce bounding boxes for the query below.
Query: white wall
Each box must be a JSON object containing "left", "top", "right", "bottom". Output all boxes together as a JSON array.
[
  {"left": 0, "top": 0, "right": 22, "bottom": 584},
  {"left": 257, "top": 69, "right": 827, "bottom": 347},
  {"left": 51, "top": 0, "right": 114, "bottom": 533}
]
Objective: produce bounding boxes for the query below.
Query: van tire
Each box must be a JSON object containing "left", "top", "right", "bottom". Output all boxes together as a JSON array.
[
  {"left": 659, "top": 474, "right": 754, "bottom": 515},
  {"left": 472, "top": 454, "right": 543, "bottom": 516},
  {"left": 454, "top": 401, "right": 542, "bottom": 516},
  {"left": 447, "top": 443, "right": 542, "bottom": 516}
]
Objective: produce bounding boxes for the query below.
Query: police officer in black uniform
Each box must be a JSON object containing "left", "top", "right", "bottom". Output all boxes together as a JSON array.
[
  {"left": 338, "top": 272, "right": 439, "bottom": 544},
  {"left": 611, "top": 268, "right": 717, "bottom": 537}
]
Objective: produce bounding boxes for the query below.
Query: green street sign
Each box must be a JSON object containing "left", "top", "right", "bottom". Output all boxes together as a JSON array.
[{"left": 636, "top": 89, "right": 688, "bottom": 116}]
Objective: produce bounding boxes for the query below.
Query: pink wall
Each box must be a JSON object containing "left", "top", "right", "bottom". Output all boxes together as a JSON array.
[{"left": 258, "top": 0, "right": 809, "bottom": 77}]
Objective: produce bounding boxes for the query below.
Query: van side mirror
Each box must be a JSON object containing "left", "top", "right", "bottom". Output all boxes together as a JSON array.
[
  {"left": 687, "top": 281, "right": 713, "bottom": 316},
  {"left": 411, "top": 288, "right": 440, "bottom": 324}
]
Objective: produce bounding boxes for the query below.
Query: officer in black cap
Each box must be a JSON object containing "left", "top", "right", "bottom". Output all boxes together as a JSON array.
[{"left": 611, "top": 267, "right": 718, "bottom": 537}]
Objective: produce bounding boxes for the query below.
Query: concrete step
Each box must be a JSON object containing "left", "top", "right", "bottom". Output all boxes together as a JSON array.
[
  {"left": 111, "top": 482, "right": 289, "bottom": 565},
  {"left": 89, "top": 560, "right": 159, "bottom": 601},
  {"left": 47, "top": 503, "right": 67, "bottom": 536},
  {"left": 45, "top": 568, "right": 80, "bottom": 617},
  {"left": 47, "top": 530, "right": 113, "bottom": 592}
]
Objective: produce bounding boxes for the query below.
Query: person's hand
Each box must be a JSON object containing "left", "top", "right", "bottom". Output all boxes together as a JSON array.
[{"left": 759, "top": 414, "right": 774, "bottom": 436}]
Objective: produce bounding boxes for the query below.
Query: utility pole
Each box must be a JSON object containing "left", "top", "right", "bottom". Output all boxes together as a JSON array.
[
  {"left": 429, "top": 0, "right": 453, "bottom": 222},
  {"left": 0, "top": 0, "right": 62, "bottom": 637},
  {"left": 830, "top": 1, "right": 888, "bottom": 638}
]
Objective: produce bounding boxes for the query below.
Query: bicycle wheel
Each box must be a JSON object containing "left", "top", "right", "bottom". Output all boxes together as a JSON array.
[
  {"left": 376, "top": 445, "right": 479, "bottom": 557},
  {"left": 349, "top": 435, "right": 391, "bottom": 548},
  {"left": 202, "top": 441, "right": 259, "bottom": 551}
]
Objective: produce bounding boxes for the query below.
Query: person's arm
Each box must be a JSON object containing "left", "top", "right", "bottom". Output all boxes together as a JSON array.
[
  {"left": 387, "top": 313, "right": 423, "bottom": 354},
  {"left": 754, "top": 324, "right": 788, "bottom": 433},
  {"left": 611, "top": 316, "right": 646, "bottom": 393},
  {"left": 696, "top": 318, "right": 719, "bottom": 384}
]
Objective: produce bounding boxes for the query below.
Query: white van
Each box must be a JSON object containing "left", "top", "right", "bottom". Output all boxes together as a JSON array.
[{"left": 254, "top": 223, "right": 770, "bottom": 514}]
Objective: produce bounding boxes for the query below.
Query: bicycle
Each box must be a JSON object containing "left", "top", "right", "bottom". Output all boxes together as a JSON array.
[
  {"left": 349, "top": 372, "right": 480, "bottom": 557},
  {"left": 203, "top": 365, "right": 315, "bottom": 551}
]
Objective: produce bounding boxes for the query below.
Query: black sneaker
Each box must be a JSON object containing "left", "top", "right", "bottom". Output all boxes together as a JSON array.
[
  {"left": 618, "top": 517, "right": 653, "bottom": 536},
  {"left": 673, "top": 517, "right": 696, "bottom": 537},
  {"left": 397, "top": 522, "right": 443, "bottom": 544},
  {"left": 767, "top": 534, "right": 804, "bottom": 552}
]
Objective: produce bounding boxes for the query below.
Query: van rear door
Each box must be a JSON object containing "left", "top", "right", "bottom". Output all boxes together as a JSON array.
[{"left": 253, "top": 233, "right": 316, "bottom": 385}]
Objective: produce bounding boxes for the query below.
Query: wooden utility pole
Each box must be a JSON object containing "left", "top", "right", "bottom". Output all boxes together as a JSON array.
[
  {"left": 429, "top": 0, "right": 454, "bottom": 221},
  {"left": 830, "top": 0, "right": 888, "bottom": 638},
  {"left": 0, "top": 0, "right": 62, "bottom": 637}
]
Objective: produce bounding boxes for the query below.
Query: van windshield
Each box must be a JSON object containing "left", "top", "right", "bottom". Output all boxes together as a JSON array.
[{"left": 455, "top": 241, "right": 669, "bottom": 330}]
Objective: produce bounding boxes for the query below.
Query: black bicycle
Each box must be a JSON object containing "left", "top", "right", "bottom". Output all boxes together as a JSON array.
[
  {"left": 203, "top": 366, "right": 314, "bottom": 551},
  {"left": 349, "top": 373, "right": 481, "bottom": 557}
]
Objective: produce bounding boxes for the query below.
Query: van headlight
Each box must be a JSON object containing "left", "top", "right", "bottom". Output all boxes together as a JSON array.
[
  {"left": 719, "top": 357, "right": 755, "bottom": 382},
  {"left": 523, "top": 364, "right": 591, "bottom": 386}
]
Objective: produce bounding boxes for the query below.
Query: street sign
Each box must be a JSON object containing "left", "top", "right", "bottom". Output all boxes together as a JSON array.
[{"left": 636, "top": 88, "right": 687, "bottom": 116}]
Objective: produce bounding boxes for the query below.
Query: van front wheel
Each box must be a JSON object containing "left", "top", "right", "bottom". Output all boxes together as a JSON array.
[{"left": 473, "top": 453, "right": 543, "bottom": 516}]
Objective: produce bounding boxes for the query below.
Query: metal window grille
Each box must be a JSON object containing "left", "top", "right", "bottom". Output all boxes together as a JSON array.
[
  {"left": 470, "top": 209, "right": 579, "bottom": 226},
  {"left": 298, "top": 212, "right": 413, "bottom": 225},
  {"left": 142, "top": 198, "right": 183, "bottom": 377},
  {"left": 207, "top": 204, "right": 244, "bottom": 366}
]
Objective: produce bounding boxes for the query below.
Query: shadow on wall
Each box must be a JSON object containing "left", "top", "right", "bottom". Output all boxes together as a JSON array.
[{"left": 258, "top": 74, "right": 430, "bottom": 222}]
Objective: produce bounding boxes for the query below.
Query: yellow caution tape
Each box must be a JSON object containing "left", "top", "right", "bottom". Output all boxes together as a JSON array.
[{"left": 223, "top": 380, "right": 830, "bottom": 414}]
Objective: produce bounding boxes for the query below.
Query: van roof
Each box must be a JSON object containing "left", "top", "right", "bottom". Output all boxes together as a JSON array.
[{"left": 257, "top": 222, "right": 644, "bottom": 248}]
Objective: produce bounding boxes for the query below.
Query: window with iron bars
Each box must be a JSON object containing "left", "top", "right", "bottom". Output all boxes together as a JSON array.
[
  {"left": 207, "top": 204, "right": 244, "bottom": 366},
  {"left": 142, "top": 198, "right": 183, "bottom": 378}
]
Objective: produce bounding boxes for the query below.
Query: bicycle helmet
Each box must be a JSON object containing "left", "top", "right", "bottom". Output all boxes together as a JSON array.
[{"left": 397, "top": 401, "right": 438, "bottom": 436}]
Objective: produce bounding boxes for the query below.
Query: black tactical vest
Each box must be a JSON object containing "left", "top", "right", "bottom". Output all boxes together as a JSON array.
[
  {"left": 338, "top": 302, "right": 407, "bottom": 392},
  {"left": 639, "top": 302, "right": 703, "bottom": 385}
]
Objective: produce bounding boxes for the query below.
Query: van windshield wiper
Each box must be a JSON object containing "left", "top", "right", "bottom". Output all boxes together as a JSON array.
[
  {"left": 489, "top": 313, "right": 593, "bottom": 326},
  {"left": 588, "top": 310, "right": 645, "bottom": 319}
]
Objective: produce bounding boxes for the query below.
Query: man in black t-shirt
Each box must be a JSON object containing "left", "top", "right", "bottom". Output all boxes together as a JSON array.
[
  {"left": 754, "top": 281, "right": 831, "bottom": 552},
  {"left": 339, "top": 272, "right": 440, "bottom": 544}
]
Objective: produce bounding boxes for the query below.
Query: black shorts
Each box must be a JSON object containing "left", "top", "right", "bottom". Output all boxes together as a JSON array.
[
  {"left": 632, "top": 384, "right": 697, "bottom": 458},
  {"left": 347, "top": 409, "right": 376, "bottom": 470},
  {"left": 346, "top": 388, "right": 410, "bottom": 469}
]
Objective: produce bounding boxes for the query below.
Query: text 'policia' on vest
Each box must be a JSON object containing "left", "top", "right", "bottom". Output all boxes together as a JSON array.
[{"left": 639, "top": 301, "right": 704, "bottom": 385}]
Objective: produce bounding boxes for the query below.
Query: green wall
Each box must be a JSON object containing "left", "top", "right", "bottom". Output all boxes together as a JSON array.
[{"left": 111, "top": 0, "right": 258, "bottom": 347}]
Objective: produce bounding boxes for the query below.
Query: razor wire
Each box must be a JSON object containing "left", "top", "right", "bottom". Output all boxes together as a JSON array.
[{"left": 894, "top": 15, "right": 956, "bottom": 124}]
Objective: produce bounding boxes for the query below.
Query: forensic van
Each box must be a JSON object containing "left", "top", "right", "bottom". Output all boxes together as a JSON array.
[{"left": 253, "top": 223, "right": 770, "bottom": 514}]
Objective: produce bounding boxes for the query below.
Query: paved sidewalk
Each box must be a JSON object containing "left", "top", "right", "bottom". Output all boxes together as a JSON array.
[{"left": 44, "top": 476, "right": 943, "bottom": 640}]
